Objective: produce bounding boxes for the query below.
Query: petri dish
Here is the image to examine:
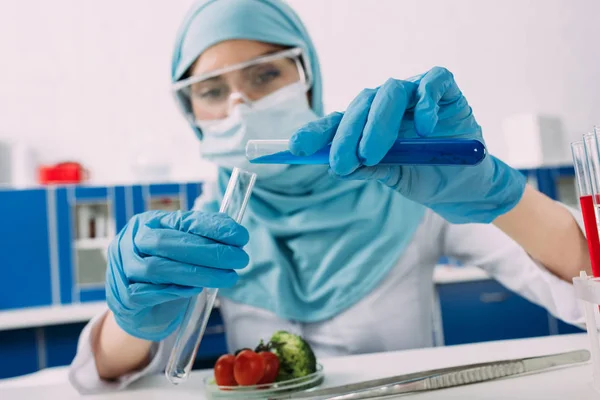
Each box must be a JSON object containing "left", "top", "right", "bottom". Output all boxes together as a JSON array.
[{"left": 203, "top": 364, "right": 325, "bottom": 399}]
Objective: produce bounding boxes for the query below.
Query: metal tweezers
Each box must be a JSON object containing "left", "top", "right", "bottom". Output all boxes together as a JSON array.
[{"left": 268, "top": 349, "right": 590, "bottom": 400}]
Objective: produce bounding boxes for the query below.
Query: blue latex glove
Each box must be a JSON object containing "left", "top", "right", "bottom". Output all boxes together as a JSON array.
[
  {"left": 290, "top": 67, "right": 526, "bottom": 224},
  {"left": 105, "top": 210, "right": 249, "bottom": 341}
]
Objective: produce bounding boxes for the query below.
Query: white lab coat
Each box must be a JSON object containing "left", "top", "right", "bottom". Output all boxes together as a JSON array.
[{"left": 68, "top": 205, "right": 586, "bottom": 394}]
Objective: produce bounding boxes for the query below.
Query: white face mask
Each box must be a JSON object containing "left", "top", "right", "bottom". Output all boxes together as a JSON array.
[{"left": 195, "top": 82, "right": 317, "bottom": 178}]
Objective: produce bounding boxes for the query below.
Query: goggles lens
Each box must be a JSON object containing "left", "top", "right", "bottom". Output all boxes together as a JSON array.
[{"left": 174, "top": 48, "right": 308, "bottom": 121}]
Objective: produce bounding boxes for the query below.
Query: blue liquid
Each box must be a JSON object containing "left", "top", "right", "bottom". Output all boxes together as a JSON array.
[{"left": 250, "top": 139, "right": 486, "bottom": 166}]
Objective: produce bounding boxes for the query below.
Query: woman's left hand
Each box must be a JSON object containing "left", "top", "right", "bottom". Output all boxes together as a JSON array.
[{"left": 290, "top": 66, "right": 526, "bottom": 224}]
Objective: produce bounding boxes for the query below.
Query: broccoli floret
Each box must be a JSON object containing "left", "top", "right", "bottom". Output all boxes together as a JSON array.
[{"left": 269, "top": 330, "right": 317, "bottom": 381}]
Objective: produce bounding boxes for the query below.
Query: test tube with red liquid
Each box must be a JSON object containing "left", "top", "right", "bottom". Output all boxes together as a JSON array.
[
  {"left": 571, "top": 133, "right": 600, "bottom": 277},
  {"left": 572, "top": 138, "right": 600, "bottom": 277}
]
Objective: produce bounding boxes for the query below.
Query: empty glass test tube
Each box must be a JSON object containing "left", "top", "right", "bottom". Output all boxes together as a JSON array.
[
  {"left": 165, "top": 168, "right": 256, "bottom": 384},
  {"left": 584, "top": 131, "right": 600, "bottom": 210},
  {"left": 246, "top": 138, "right": 486, "bottom": 166}
]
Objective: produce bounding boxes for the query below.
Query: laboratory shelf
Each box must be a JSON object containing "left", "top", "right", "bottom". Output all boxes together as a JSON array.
[
  {"left": 0, "top": 299, "right": 223, "bottom": 331},
  {"left": 74, "top": 238, "right": 111, "bottom": 250},
  {"left": 0, "top": 302, "right": 106, "bottom": 331}
]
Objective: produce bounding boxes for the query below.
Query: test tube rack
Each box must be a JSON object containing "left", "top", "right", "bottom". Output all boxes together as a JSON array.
[{"left": 574, "top": 271, "right": 600, "bottom": 393}]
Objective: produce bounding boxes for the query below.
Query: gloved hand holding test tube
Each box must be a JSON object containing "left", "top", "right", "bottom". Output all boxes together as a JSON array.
[
  {"left": 246, "top": 138, "right": 486, "bottom": 166},
  {"left": 165, "top": 167, "right": 256, "bottom": 385}
]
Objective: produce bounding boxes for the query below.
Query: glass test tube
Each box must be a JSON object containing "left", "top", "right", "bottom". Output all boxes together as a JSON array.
[
  {"left": 165, "top": 168, "right": 257, "bottom": 384},
  {"left": 245, "top": 138, "right": 487, "bottom": 166},
  {"left": 572, "top": 139, "right": 600, "bottom": 277}
]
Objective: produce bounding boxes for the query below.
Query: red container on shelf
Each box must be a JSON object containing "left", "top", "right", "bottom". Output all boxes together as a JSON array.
[{"left": 37, "top": 162, "right": 89, "bottom": 185}]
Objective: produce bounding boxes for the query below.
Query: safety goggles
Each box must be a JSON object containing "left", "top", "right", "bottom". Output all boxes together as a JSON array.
[{"left": 173, "top": 47, "right": 312, "bottom": 121}]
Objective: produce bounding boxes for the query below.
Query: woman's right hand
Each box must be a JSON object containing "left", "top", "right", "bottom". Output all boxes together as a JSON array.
[
  {"left": 290, "top": 67, "right": 526, "bottom": 225},
  {"left": 105, "top": 210, "right": 249, "bottom": 342}
]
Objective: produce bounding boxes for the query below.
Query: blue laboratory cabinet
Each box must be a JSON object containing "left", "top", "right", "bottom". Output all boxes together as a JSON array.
[
  {"left": 0, "top": 328, "right": 39, "bottom": 380},
  {"left": 0, "top": 189, "right": 53, "bottom": 310},
  {"left": 0, "top": 182, "right": 203, "bottom": 378},
  {"left": 0, "top": 182, "right": 203, "bottom": 311},
  {"left": 0, "top": 167, "right": 586, "bottom": 379},
  {"left": 438, "top": 279, "right": 583, "bottom": 346}
]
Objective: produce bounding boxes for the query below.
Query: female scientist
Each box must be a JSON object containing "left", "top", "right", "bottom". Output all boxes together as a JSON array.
[{"left": 69, "top": 0, "right": 590, "bottom": 393}]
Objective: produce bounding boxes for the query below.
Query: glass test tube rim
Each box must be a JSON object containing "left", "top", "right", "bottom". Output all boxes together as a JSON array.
[
  {"left": 246, "top": 139, "right": 289, "bottom": 161},
  {"left": 583, "top": 132, "right": 600, "bottom": 202},
  {"left": 571, "top": 140, "right": 592, "bottom": 196},
  {"left": 221, "top": 168, "right": 256, "bottom": 220},
  {"left": 164, "top": 167, "right": 257, "bottom": 384}
]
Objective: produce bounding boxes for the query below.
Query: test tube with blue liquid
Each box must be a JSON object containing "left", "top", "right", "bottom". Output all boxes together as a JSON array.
[{"left": 246, "top": 138, "right": 486, "bottom": 166}]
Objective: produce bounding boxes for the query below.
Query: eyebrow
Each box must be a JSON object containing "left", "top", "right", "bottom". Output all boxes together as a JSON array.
[
  {"left": 256, "top": 48, "right": 286, "bottom": 57},
  {"left": 241, "top": 62, "right": 275, "bottom": 73}
]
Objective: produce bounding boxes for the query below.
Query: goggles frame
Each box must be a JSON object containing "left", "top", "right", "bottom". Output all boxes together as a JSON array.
[{"left": 172, "top": 47, "right": 312, "bottom": 130}]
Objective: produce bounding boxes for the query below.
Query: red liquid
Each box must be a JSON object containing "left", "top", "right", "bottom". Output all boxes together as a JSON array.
[{"left": 579, "top": 195, "right": 600, "bottom": 277}]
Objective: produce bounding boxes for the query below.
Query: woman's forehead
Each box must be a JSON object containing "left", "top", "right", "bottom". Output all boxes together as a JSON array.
[{"left": 191, "top": 39, "right": 286, "bottom": 76}]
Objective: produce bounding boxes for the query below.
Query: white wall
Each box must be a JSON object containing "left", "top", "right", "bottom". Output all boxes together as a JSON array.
[
  {"left": 0, "top": 0, "right": 598, "bottom": 184},
  {"left": 0, "top": 0, "right": 204, "bottom": 184}
]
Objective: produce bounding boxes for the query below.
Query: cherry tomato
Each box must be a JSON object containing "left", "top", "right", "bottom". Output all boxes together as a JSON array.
[
  {"left": 234, "top": 350, "right": 266, "bottom": 386},
  {"left": 257, "top": 351, "right": 280, "bottom": 384},
  {"left": 214, "top": 354, "right": 237, "bottom": 387}
]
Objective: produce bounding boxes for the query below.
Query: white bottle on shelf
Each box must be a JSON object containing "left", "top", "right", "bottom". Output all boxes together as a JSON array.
[
  {"left": 0, "top": 140, "right": 38, "bottom": 188},
  {"left": 95, "top": 212, "right": 107, "bottom": 238},
  {"left": 77, "top": 206, "right": 92, "bottom": 239}
]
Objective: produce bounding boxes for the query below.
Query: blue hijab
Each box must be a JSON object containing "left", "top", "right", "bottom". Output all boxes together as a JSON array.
[{"left": 172, "top": 0, "right": 425, "bottom": 322}]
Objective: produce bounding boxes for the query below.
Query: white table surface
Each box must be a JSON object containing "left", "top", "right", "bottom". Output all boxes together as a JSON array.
[{"left": 0, "top": 333, "right": 597, "bottom": 399}]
